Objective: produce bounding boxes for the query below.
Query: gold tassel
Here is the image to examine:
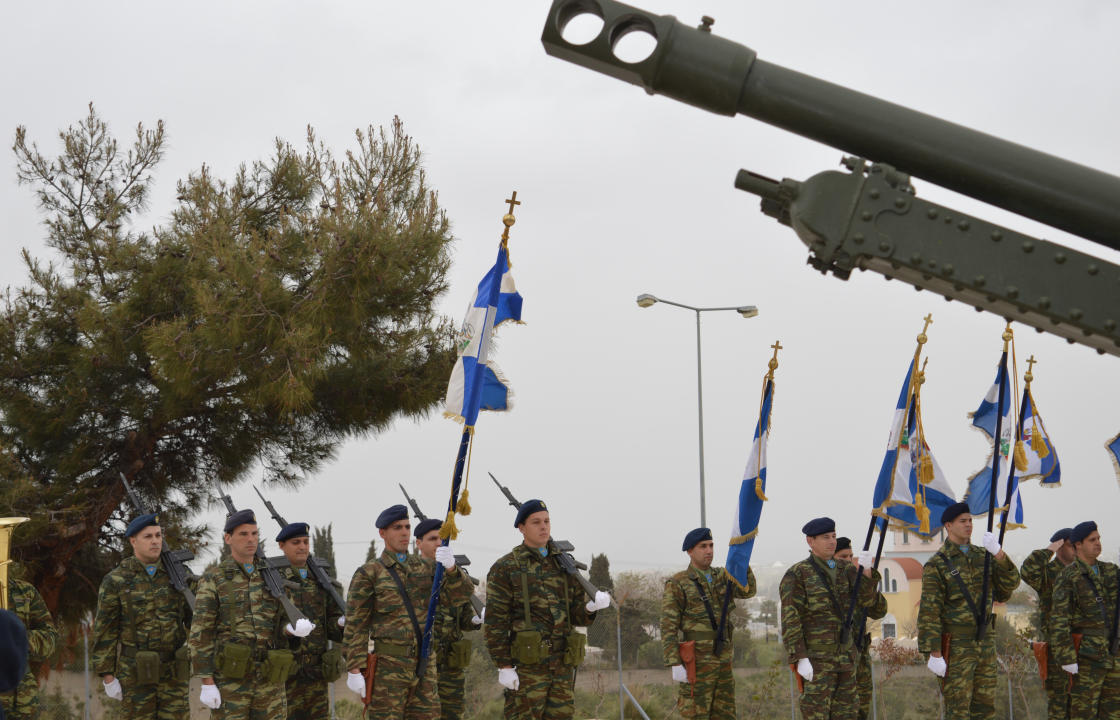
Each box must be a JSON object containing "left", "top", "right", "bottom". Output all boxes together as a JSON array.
[
  {"left": 440, "top": 511, "right": 459, "bottom": 541},
  {"left": 456, "top": 489, "right": 472, "bottom": 516},
  {"left": 916, "top": 498, "right": 931, "bottom": 535},
  {"left": 1013, "top": 440, "right": 1029, "bottom": 471},
  {"left": 1031, "top": 421, "right": 1049, "bottom": 458},
  {"left": 754, "top": 477, "right": 768, "bottom": 502},
  {"left": 917, "top": 455, "right": 934, "bottom": 485}
]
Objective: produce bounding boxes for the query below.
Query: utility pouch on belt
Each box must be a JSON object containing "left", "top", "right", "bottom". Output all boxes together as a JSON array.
[
  {"left": 262, "top": 649, "right": 295, "bottom": 684},
  {"left": 511, "top": 630, "right": 544, "bottom": 665},
  {"left": 134, "top": 650, "right": 161, "bottom": 686},
  {"left": 216, "top": 642, "right": 252, "bottom": 680},
  {"left": 678, "top": 641, "right": 697, "bottom": 684},
  {"left": 446, "top": 639, "right": 473, "bottom": 670},
  {"left": 1031, "top": 641, "right": 1048, "bottom": 681},
  {"left": 173, "top": 646, "right": 191, "bottom": 683},
  {"left": 563, "top": 631, "right": 587, "bottom": 667},
  {"left": 320, "top": 647, "right": 343, "bottom": 682}
]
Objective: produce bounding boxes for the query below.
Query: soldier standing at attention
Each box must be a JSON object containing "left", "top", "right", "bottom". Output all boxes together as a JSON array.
[
  {"left": 92, "top": 513, "right": 193, "bottom": 719},
  {"left": 1021, "top": 527, "right": 1076, "bottom": 720},
  {"left": 660, "top": 527, "right": 756, "bottom": 720},
  {"left": 343, "top": 505, "right": 471, "bottom": 720},
  {"left": 189, "top": 509, "right": 310, "bottom": 719},
  {"left": 780, "top": 517, "right": 879, "bottom": 720},
  {"left": 918, "top": 502, "right": 1020, "bottom": 720},
  {"left": 0, "top": 540, "right": 59, "bottom": 720},
  {"left": 414, "top": 517, "right": 483, "bottom": 720},
  {"left": 834, "top": 536, "right": 887, "bottom": 720},
  {"left": 1049, "top": 521, "right": 1120, "bottom": 720},
  {"left": 484, "top": 499, "right": 611, "bottom": 720},
  {"left": 274, "top": 522, "right": 345, "bottom": 720}
]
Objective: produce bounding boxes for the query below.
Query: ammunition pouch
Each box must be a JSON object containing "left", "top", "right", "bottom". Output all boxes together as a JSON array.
[
  {"left": 320, "top": 648, "right": 343, "bottom": 683},
  {"left": 563, "top": 632, "right": 587, "bottom": 667},
  {"left": 510, "top": 631, "right": 545, "bottom": 666},
  {"left": 216, "top": 642, "right": 252, "bottom": 680},
  {"left": 262, "top": 649, "right": 295, "bottom": 684},
  {"left": 173, "top": 646, "right": 191, "bottom": 683},
  {"left": 134, "top": 650, "right": 161, "bottom": 686},
  {"left": 444, "top": 639, "right": 473, "bottom": 670}
]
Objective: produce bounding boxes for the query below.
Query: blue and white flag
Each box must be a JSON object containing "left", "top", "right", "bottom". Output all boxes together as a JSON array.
[
  {"left": 1107, "top": 433, "right": 1120, "bottom": 485},
  {"left": 1019, "top": 390, "right": 1060, "bottom": 486},
  {"left": 727, "top": 376, "right": 774, "bottom": 589},
  {"left": 964, "top": 359, "right": 1024, "bottom": 527},
  {"left": 444, "top": 241, "right": 523, "bottom": 427}
]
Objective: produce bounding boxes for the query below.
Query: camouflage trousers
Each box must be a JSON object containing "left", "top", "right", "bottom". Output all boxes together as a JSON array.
[
  {"left": 284, "top": 672, "right": 328, "bottom": 720},
  {"left": 116, "top": 665, "right": 190, "bottom": 720},
  {"left": 368, "top": 653, "right": 439, "bottom": 720},
  {"left": 437, "top": 662, "right": 465, "bottom": 720},
  {"left": 855, "top": 649, "right": 873, "bottom": 720},
  {"left": 211, "top": 673, "right": 287, "bottom": 720},
  {"left": 503, "top": 656, "right": 575, "bottom": 720},
  {"left": 675, "top": 649, "right": 736, "bottom": 720},
  {"left": 939, "top": 636, "right": 995, "bottom": 720},
  {"left": 1040, "top": 647, "right": 1069, "bottom": 720},
  {"left": 798, "top": 653, "right": 857, "bottom": 720},
  {"left": 0, "top": 677, "right": 40, "bottom": 720},
  {"left": 1068, "top": 653, "right": 1120, "bottom": 720}
]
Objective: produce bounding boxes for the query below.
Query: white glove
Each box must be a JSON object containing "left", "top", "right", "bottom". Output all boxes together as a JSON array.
[
  {"left": 498, "top": 667, "right": 520, "bottom": 690},
  {"left": 671, "top": 664, "right": 688, "bottom": 683},
  {"left": 200, "top": 683, "right": 222, "bottom": 709},
  {"left": 982, "top": 531, "right": 1001, "bottom": 556},
  {"left": 927, "top": 655, "right": 947, "bottom": 677},
  {"left": 1062, "top": 663, "right": 1079, "bottom": 675},
  {"left": 857, "top": 550, "right": 874, "bottom": 568},
  {"left": 435, "top": 546, "right": 456, "bottom": 570},
  {"left": 796, "top": 657, "right": 814, "bottom": 682},
  {"left": 586, "top": 590, "right": 611, "bottom": 612},
  {"left": 338, "top": 616, "right": 346, "bottom": 627},
  {"left": 285, "top": 618, "right": 315, "bottom": 637},
  {"left": 471, "top": 613, "right": 483, "bottom": 626},
  {"left": 346, "top": 670, "right": 366, "bottom": 697},
  {"left": 103, "top": 678, "right": 122, "bottom": 700}
]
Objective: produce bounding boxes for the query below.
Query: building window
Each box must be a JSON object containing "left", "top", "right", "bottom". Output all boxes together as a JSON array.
[
  {"left": 891, "top": 579, "right": 897, "bottom": 593},
  {"left": 883, "top": 623, "right": 896, "bottom": 639},
  {"left": 882, "top": 568, "right": 891, "bottom": 593},
  {"left": 921, "top": 536, "right": 931, "bottom": 544},
  {"left": 902, "top": 530, "right": 909, "bottom": 545}
]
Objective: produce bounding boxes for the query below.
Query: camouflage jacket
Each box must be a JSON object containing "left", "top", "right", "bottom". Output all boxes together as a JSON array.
[
  {"left": 282, "top": 564, "right": 344, "bottom": 663},
  {"left": 1049, "top": 558, "right": 1119, "bottom": 665},
  {"left": 187, "top": 557, "right": 289, "bottom": 679},
  {"left": 435, "top": 592, "right": 478, "bottom": 658},
  {"left": 853, "top": 586, "right": 889, "bottom": 655},
  {"left": 91, "top": 556, "right": 194, "bottom": 676},
  {"left": 0, "top": 578, "right": 59, "bottom": 701},
  {"left": 916, "top": 540, "right": 1020, "bottom": 653},
  {"left": 780, "top": 554, "right": 881, "bottom": 664},
  {"left": 341, "top": 550, "right": 470, "bottom": 671},
  {"left": 484, "top": 541, "right": 597, "bottom": 669},
  {"left": 660, "top": 564, "right": 755, "bottom": 666},
  {"left": 1020, "top": 548, "right": 1067, "bottom": 638}
]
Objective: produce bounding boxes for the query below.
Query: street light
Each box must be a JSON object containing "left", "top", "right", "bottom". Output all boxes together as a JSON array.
[{"left": 636, "top": 293, "right": 760, "bottom": 528}]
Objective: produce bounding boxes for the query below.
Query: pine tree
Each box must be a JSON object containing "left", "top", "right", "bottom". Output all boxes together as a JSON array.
[
  {"left": 365, "top": 538, "right": 379, "bottom": 563},
  {"left": 312, "top": 523, "right": 336, "bottom": 571},
  {"left": 587, "top": 553, "right": 615, "bottom": 648}
]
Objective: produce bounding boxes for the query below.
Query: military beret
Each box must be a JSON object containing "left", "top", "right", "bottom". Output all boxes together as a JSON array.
[
  {"left": 276, "top": 522, "right": 309, "bottom": 542},
  {"left": 125, "top": 513, "right": 160, "bottom": 538},
  {"left": 1071, "top": 521, "right": 1098, "bottom": 544},
  {"left": 223, "top": 508, "right": 257, "bottom": 534},
  {"left": 1050, "top": 528, "right": 1073, "bottom": 543},
  {"left": 375, "top": 504, "right": 409, "bottom": 530},
  {"left": 0, "top": 609, "right": 28, "bottom": 693},
  {"left": 801, "top": 517, "right": 835, "bottom": 537},
  {"left": 414, "top": 518, "right": 443, "bottom": 539},
  {"left": 514, "top": 499, "right": 547, "bottom": 527},
  {"left": 682, "top": 527, "right": 712, "bottom": 552},
  {"left": 940, "top": 502, "right": 971, "bottom": 526},
  {"left": 835, "top": 536, "right": 852, "bottom": 552}
]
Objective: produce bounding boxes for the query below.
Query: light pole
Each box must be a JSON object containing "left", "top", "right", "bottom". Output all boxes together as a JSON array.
[{"left": 636, "top": 293, "right": 759, "bottom": 528}]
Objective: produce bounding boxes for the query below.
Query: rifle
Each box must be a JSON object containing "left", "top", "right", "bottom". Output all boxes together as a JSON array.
[
  {"left": 253, "top": 485, "right": 347, "bottom": 615},
  {"left": 215, "top": 486, "right": 308, "bottom": 626},
  {"left": 118, "top": 473, "right": 197, "bottom": 611},
  {"left": 488, "top": 472, "right": 599, "bottom": 600},
  {"left": 398, "top": 484, "right": 485, "bottom": 617}
]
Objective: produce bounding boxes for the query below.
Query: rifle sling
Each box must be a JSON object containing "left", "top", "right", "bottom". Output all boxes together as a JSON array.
[
  {"left": 690, "top": 576, "right": 721, "bottom": 635},
  {"left": 937, "top": 552, "right": 985, "bottom": 630},
  {"left": 808, "top": 558, "right": 846, "bottom": 624},
  {"left": 381, "top": 560, "right": 423, "bottom": 671},
  {"left": 1078, "top": 570, "right": 1115, "bottom": 639}
]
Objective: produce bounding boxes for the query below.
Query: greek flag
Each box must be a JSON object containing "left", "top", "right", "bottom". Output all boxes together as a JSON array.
[
  {"left": 444, "top": 241, "right": 523, "bottom": 427},
  {"left": 964, "top": 359, "right": 1024, "bottom": 526},
  {"left": 1019, "top": 390, "right": 1060, "bottom": 486},
  {"left": 727, "top": 376, "right": 773, "bottom": 589},
  {"left": 1107, "top": 433, "right": 1120, "bottom": 485}
]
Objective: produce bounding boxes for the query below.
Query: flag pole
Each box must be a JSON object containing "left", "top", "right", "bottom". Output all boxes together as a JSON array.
[
  {"left": 977, "top": 323, "right": 1012, "bottom": 642},
  {"left": 997, "top": 384, "right": 1028, "bottom": 546}
]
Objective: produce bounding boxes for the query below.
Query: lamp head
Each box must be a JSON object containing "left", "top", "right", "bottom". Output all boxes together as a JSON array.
[
  {"left": 636, "top": 293, "right": 658, "bottom": 308},
  {"left": 737, "top": 305, "right": 759, "bottom": 318}
]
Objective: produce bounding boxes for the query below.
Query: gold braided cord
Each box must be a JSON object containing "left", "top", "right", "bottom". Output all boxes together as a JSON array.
[
  {"left": 440, "top": 426, "right": 475, "bottom": 541},
  {"left": 729, "top": 528, "right": 759, "bottom": 545}
]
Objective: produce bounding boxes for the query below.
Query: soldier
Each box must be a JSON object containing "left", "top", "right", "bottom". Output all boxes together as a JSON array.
[
  {"left": 1021, "top": 527, "right": 1076, "bottom": 720},
  {"left": 1, "top": 609, "right": 28, "bottom": 717},
  {"left": 1049, "top": 520, "right": 1120, "bottom": 720},
  {"left": 0, "top": 573, "right": 59, "bottom": 719},
  {"left": 780, "top": 517, "right": 879, "bottom": 720},
  {"left": 274, "top": 522, "right": 345, "bottom": 720},
  {"left": 342, "top": 505, "right": 471, "bottom": 720},
  {"left": 413, "top": 517, "right": 483, "bottom": 720},
  {"left": 660, "top": 527, "right": 756, "bottom": 720},
  {"left": 918, "top": 502, "right": 1021, "bottom": 720},
  {"left": 834, "top": 536, "right": 888, "bottom": 720},
  {"left": 189, "top": 508, "right": 313, "bottom": 719},
  {"left": 91, "top": 513, "right": 193, "bottom": 719},
  {"left": 484, "top": 499, "right": 611, "bottom": 720}
]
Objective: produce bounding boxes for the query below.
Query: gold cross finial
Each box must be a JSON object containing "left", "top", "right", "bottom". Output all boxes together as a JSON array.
[
  {"left": 917, "top": 313, "right": 933, "bottom": 345},
  {"left": 1025, "top": 354, "right": 1037, "bottom": 384},
  {"left": 505, "top": 191, "right": 520, "bottom": 215},
  {"left": 500, "top": 190, "right": 521, "bottom": 248},
  {"left": 766, "top": 340, "right": 783, "bottom": 378}
]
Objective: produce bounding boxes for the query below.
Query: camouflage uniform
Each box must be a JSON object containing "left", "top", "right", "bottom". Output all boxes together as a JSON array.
[
  {"left": 660, "top": 564, "right": 756, "bottom": 719},
  {"left": 0, "top": 579, "right": 59, "bottom": 720},
  {"left": 484, "top": 541, "right": 598, "bottom": 720},
  {"left": 188, "top": 557, "right": 291, "bottom": 720},
  {"left": 1049, "top": 558, "right": 1120, "bottom": 720},
  {"left": 1021, "top": 547, "right": 1071, "bottom": 720},
  {"left": 435, "top": 595, "right": 479, "bottom": 720},
  {"left": 853, "top": 590, "right": 887, "bottom": 720},
  {"left": 343, "top": 550, "right": 471, "bottom": 720},
  {"left": 282, "top": 564, "right": 344, "bottom": 720},
  {"left": 780, "top": 555, "right": 881, "bottom": 720},
  {"left": 917, "top": 541, "right": 1020, "bottom": 720},
  {"left": 91, "top": 556, "right": 193, "bottom": 719}
]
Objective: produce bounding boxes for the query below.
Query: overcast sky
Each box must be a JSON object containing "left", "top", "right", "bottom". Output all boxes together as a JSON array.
[{"left": 3, "top": 1, "right": 1119, "bottom": 588}]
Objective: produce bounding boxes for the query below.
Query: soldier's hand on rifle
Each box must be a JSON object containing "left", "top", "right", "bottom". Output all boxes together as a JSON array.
[
  {"left": 102, "top": 677, "right": 122, "bottom": 700},
  {"left": 796, "top": 657, "right": 814, "bottom": 681},
  {"left": 585, "top": 590, "right": 611, "bottom": 612},
  {"left": 346, "top": 670, "right": 366, "bottom": 697},
  {"left": 200, "top": 683, "right": 222, "bottom": 709},
  {"left": 498, "top": 666, "right": 520, "bottom": 690},
  {"left": 1062, "top": 663, "right": 1079, "bottom": 675},
  {"left": 981, "top": 531, "right": 1002, "bottom": 557},
  {"left": 926, "top": 655, "right": 947, "bottom": 677},
  {"left": 285, "top": 618, "right": 315, "bottom": 637},
  {"left": 671, "top": 665, "right": 688, "bottom": 683},
  {"left": 471, "top": 611, "right": 483, "bottom": 626},
  {"left": 435, "top": 546, "right": 456, "bottom": 570}
]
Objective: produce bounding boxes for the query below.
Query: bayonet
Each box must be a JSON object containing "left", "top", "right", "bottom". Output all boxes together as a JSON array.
[
  {"left": 398, "top": 484, "right": 428, "bottom": 522},
  {"left": 118, "top": 473, "right": 196, "bottom": 611}
]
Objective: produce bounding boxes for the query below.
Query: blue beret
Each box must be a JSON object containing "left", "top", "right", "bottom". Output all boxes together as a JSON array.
[
  {"left": 1050, "top": 528, "right": 1073, "bottom": 543},
  {"left": 514, "top": 499, "right": 547, "bottom": 527},
  {"left": 682, "top": 527, "right": 712, "bottom": 551},
  {"left": 835, "top": 537, "right": 852, "bottom": 552},
  {"left": 414, "top": 518, "right": 443, "bottom": 539},
  {"left": 376, "top": 505, "right": 409, "bottom": 530},
  {"left": 223, "top": 509, "right": 257, "bottom": 534},
  {"left": 1071, "top": 521, "right": 1098, "bottom": 544},
  {"left": 0, "top": 609, "right": 28, "bottom": 693},
  {"left": 276, "top": 522, "right": 309, "bottom": 542},
  {"left": 125, "top": 513, "right": 160, "bottom": 538},
  {"left": 802, "top": 517, "right": 835, "bottom": 536},
  {"left": 940, "top": 502, "right": 970, "bottom": 526}
]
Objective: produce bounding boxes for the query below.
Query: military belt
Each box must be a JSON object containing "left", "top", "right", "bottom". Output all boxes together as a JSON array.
[
  {"left": 375, "top": 641, "right": 415, "bottom": 658},
  {"left": 1073, "top": 628, "right": 1108, "bottom": 637},
  {"left": 120, "top": 646, "right": 175, "bottom": 662},
  {"left": 683, "top": 631, "right": 718, "bottom": 641}
]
